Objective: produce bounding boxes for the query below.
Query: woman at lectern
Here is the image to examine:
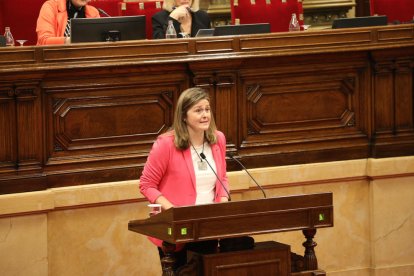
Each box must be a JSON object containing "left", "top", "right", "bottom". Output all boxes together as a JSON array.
[
  {"left": 139, "top": 87, "right": 229, "bottom": 272},
  {"left": 36, "top": 0, "right": 100, "bottom": 45},
  {"left": 152, "top": 0, "right": 211, "bottom": 39}
]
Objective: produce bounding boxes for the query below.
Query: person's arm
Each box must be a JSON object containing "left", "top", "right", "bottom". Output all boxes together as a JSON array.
[
  {"left": 36, "top": 4, "right": 100, "bottom": 45},
  {"left": 170, "top": 6, "right": 191, "bottom": 36},
  {"left": 217, "top": 131, "right": 230, "bottom": 201},
  {"left": 152, "top": 11, "right": 184, "bottom": 39},
  {"left": 36, "top": 1, "right": 66, "bottom": 45},
  {"left": 139, "top": 136, "right": 172, "bottom": 207},
  {"left": 152, "top": 12, "right": 168, "bottom": 39},
  {"left": 169, "top": 5, "right": 190, "bottom": 22}
]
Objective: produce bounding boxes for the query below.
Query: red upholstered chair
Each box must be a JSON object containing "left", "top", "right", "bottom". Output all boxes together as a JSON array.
[
  {"left": 230, "top": 0, "right": 304, "bottom": 33},
  {"left": 370, "top": 0, "right": 414, "bottom": 23},
  {"left": 0, "top": 0, "right": 45, "bottom": 45},
  {"left": 118, "top": 0, "right": 163, "bottom": 39},
  {"left": 89, "top": 0, "right": 121, "bottom": 17}
]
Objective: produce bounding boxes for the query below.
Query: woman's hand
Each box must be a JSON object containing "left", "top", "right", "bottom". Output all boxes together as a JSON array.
[
  {"left": 155, "top": 195, "right": 174, "bottom": 210},
  {"left": 169, "top": 5, "right": 190, "bottom": 23},
  {"left": 220, "top": 196, "right": 229, "bottom": 203}
]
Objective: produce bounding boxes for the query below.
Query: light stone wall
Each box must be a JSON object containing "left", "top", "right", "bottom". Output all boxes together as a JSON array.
[{"left": 1, "top": 157, "right": 413, "bottom": 276}]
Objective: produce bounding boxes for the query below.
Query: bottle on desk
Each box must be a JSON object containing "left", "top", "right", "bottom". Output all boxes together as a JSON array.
[
  {"left": 165, "top": 20, "right": 177, "bottom": 39},
  {"left": 4, "top": 27, "right": 15, "bottom": 46},
  {"left": 289, "top": 14, "right": 300, "bottom": 32}
]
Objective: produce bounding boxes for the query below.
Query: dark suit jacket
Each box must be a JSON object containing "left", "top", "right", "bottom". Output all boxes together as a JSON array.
[{"left": 152, "top": 9, "right": 211, "bottom": 39}]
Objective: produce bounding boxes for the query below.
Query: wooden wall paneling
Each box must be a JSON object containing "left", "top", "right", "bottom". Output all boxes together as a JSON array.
[
  {"left": 370, "top": 47, "right": 414, "bottom": 157},
  {"left": 0, "top": 83, "right": 17, "bottom": 175},
  {"left": 302, "top": 0, "right": 356, "bottom": 28},
  {"left": 0, "top": 24, "right": 414, "bottom": 193},
  {"left": 372, "top": 60, "right": 394, "bottom": 132},
  {"left": 213, "top": 73, "right": 238, "bottom": 153},
  {"left": 236, "top": 53, "right": 371, "bottom": 167},
  {"left": 191, "top": 61, "right": 240, "bottom": 155},
  {"left": 0, "top": 76, "right": 46, "bottom": 194},
  {"left": 15, "top": 81, "right": 43, "bottom": 174},
  {"left": 40, "top": 64, "right": 189, "bottom": 188},
  {"left": 394, "top": 58, "right": 413, "bottom": 130},
  {"left": 357, "top": 54, "right": 373, "bottom": 141}
]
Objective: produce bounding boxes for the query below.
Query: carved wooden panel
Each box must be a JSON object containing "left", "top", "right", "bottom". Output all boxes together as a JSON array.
[
  {"left": 394, "top": 58, "right": 413, "bottom": 130},
  {"left": 48, "top": 88, "right": 173, "bottom": 155},
  {"left": 192, "top": 69, "right": 239, "bottom": 152},
  {"left": 370, "top": 48, "right": 414, "bottom": 157},
  {"left": 193, "top": 241, "right": 290, "bottom": 276},
  {"left": 15, "top": 83, "right": 42, "bottom": 171},
  {"left": 39, "top": 66, "right": 188, "bottom": 187},
  {"left": 302, "top": 0, "right": 355, "bottom": 27},
  {"left": 373, "top": 60, "right": 394, "bottom": 131},
  {"left": 245, "top": 78, "right": 355, "bottom": 134},
  {"left": 0, "top": 85, "right": 16, "bottom": 173},
  {"left": 236, "top": 54, "right": 370, "bottom": 164},
  {"left": 0, "top": 80, "right": 42, "bottom": 177}
]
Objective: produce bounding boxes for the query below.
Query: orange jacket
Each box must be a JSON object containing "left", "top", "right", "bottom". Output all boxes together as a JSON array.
[{"left": 36, "top": 0, "right": 100, "bottom": 45}]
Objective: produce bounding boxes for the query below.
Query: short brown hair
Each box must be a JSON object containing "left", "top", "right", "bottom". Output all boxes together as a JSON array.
[{"left": 173, "top": 87, "right": 217, "bottom": 149}]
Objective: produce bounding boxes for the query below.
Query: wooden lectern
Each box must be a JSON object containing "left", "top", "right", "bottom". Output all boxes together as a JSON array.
[{"left": 128, "top": 192, "right": 333, "bottom": 275}]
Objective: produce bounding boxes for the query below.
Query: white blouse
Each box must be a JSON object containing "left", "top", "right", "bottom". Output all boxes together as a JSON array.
[{"left": 190, "top": 142, "right": 217, "bottom": 205}]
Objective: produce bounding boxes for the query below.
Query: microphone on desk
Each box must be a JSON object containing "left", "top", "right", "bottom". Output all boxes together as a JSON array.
[
  {"left": 97, "top": 8, "right": 111, "bottom": 17},
  {"left": 227, "top": 153, "right": 267, "bottom": 198},
  {"left": 200, "top": 152, "right": 231, "bottom": 202}
]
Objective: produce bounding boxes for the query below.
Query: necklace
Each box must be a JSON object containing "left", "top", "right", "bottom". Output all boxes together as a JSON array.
[{"left": 191, "top": 141, "right": 208, "bottom": 171}]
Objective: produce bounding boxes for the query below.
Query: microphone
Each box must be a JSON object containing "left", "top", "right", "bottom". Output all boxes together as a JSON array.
[
  {"left": 97, "top": 8, "right": 111, "bottom": 17},
  {"left": 227, "top": 153, "right": 267, "bottom": 198},
  {"left": 200, "top": 152, "right": 231, "bottom": 202}
]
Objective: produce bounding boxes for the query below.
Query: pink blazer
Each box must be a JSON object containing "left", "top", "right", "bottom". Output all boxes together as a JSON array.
[
  {"left": 36, "top": 0, "right": 100, "bottom": 45},
  {"left": 140, "top": 130, "right": 229, "bottom": 248},
  {"left": 140, "top": 131, "right": 229, "bottom": 206}
]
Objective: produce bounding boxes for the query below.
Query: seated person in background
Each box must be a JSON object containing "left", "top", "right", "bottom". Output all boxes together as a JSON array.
[
  {"left": 36, "top": 0, "right": 100, "bottom": 45},
  {"left": 152, "top": 0, "right": 211, "bottom": 39}
]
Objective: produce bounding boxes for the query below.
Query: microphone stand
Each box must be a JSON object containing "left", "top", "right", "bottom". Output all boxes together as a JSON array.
[
  {"left": 200, "top": 153, "right": 231, "bottom": 202},
  {"left": 228, "top": 154, "right": 267, "bottom": 198},
  {"left": 97, "top": 8, "right": 111, "bottom": 17}
]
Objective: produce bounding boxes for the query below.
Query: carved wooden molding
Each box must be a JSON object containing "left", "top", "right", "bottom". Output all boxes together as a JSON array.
[
  {"left": 302, "top": 0, "right": 356, "bottom": 27},
  {"left": 244, "top": 76, "right": 360, "bottom": 138},
  {"left": 202, "top": 0, "right": 357, "bottom": 27},
  {"left": 48, "top": 88, "right": 176, "bottom": 161},
  {"left": 302, "top": 0, "right": 355, "bottom": 9},
  {"left": 1, "top": 25, "right": 413, "bottom": 72},
  {"left": 14, "top": 86, "right": 39, "bottom": 102},
  {"left": 0, "top": 86, "right": 15, "bottom": 99}
]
